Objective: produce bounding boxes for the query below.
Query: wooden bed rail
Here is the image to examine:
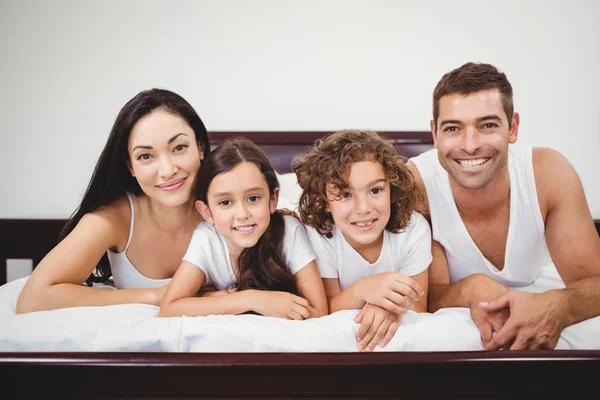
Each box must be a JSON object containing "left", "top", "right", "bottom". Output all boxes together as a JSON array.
[{"left": 1, "top": 350, "right": 600, "bottom": 398}]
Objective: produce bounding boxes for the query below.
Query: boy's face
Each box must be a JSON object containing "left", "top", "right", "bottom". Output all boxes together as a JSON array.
[
  {"left": 431, "top": 89, "right": 519, "bottom": 190},
  {"left": 326, "top": 161, "right": 391, "bottom": 257},
  {"left": 197, "top": 161, "right": 279, "bottom": 260}
]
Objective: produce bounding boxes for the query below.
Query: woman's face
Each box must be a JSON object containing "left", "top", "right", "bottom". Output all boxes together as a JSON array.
[{"left": 128, "top": 109, "right": 203, "bottom": 208}]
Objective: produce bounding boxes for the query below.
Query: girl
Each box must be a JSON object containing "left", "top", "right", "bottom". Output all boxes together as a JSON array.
[
  {"left": 292, "top": 130, "right": 432, "bottom": 351},
  {"left": 159, "top": 137, "right": 328, "bottom": 319},
  {"left": 17, "top": 89, "right": 210, "bottom": 313}
]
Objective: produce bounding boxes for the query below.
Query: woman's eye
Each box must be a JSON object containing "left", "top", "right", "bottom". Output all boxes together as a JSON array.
[
  {"left": 371, "top": 187, "right": 383, "bottom": 195},
  {"left": 174, "top": 144, "right": 187, "bottom": 152},
  {"left": 342, "top": 192, "right": 352, "bottom": 199},
  {"left": 137, "top": 153, "right": 151, "bottom": 161},
  {"left": 248, "top": 195, "right": 260, "bottom": 202}
]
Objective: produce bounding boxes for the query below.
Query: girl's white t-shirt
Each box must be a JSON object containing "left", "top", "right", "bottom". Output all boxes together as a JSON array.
[
  {"left": 305, "top": 212, "right": 432, "bottom": 291},
  {"left": 183, "top": 215, "right": 316, "bottom": 290}
]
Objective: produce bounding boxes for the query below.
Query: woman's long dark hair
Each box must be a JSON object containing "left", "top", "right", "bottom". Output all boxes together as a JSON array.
[
  {"left": 196, "top": 137, "right": 297, "bottom": 295},
  {"left": 60, "top": 88, "right": 210, "bottom": 285}
]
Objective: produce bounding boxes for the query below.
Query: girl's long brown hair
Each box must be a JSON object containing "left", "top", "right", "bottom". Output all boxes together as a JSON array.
[{"left": 196, "top": 137, "right": 297, "bottom": 295}]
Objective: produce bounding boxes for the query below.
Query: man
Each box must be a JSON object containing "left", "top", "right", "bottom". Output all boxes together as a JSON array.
[{"left": 408, "top": 62, "right": 600, "bottom": 350}]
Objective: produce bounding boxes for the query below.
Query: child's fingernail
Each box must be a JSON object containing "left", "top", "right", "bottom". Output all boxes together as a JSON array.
[{"left": 357, "top": 345, "right": 363, "bottom": 351}]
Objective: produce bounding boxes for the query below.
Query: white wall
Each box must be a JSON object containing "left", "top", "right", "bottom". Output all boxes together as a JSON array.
[{"left": 1, "top": 0, "right": 599, "bottom": 218}]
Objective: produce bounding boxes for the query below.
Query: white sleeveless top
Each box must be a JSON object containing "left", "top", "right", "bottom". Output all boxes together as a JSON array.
[
  {"left": 410, "top": 143, "right": 555, "bottom": 288},
  {"left": 106, "top": 193, "right": 172, "bottom": 289}
]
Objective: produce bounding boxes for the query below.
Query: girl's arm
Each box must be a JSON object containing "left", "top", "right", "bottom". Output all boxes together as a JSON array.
[
  {"left": 16, "top": 208, "right": 165, "bottom": 314},
  {"left": 159, "top": 262, "right": 313, "bottom": 319},
  {"left": 159, "top": 261, "right": 252, "bottom": 317},
  {"left": 293, "top": 260, "right": 329, "bottom": 318}
]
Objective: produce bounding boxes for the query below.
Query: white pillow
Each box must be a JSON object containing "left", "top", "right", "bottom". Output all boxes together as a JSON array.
[{"left": 275, "top": 172, "right": 302, "bottom": 212}]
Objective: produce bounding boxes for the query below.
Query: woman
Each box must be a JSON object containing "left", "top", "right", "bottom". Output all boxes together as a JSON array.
[{"left": 16, "top": 88, "right": 210, "bottom": 313}]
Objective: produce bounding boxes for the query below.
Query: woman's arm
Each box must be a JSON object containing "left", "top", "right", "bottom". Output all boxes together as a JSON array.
[
  {"left": 293, "top": 260, "right": 329, "bottom": 318},
  {"left": 16, "top": 208, "right": 165, "bottom": 314}
]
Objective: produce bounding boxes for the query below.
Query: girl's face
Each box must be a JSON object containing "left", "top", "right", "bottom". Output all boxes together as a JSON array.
[
  {"left": 197, "top": 161, "right": 279, "bottom": 259},
  {"left": 128, "top": 109, "right": 203, "bottom": 208},
  {"left": 326, "top": 160, "right": 391, "bottom": 257}
]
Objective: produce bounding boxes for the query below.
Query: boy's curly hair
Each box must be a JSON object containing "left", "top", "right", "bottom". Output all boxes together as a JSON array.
[{"left": 292, "top": 130, "right": 424, "bottom": 238}]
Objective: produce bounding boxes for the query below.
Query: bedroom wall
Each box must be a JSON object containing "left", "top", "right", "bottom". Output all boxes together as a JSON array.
[{"left": 1, "top": 0, "right": 599, "bottom": 219}]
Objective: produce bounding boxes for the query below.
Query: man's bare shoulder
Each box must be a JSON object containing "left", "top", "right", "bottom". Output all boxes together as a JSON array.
[
  {"left": 532, "top": 147, "right": 578, "bottom": 182},
  {"left": 532, "top": 147, "right": 582, "bottom": 214}
]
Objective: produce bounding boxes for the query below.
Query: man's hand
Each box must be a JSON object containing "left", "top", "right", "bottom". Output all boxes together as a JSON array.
[
  {"left": 470, "top": 303, "right": 510, "bottom": 348},
  {"left": 354, "top": 304, "right": 404, "bottom": 352},
  {"left": 480, "top": 290, "right": 569, "bottom": 350}
]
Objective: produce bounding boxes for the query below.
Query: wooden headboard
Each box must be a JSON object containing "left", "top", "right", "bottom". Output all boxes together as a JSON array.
[{"left": 208, "top": 130, "right": 434, "bottom": 173}]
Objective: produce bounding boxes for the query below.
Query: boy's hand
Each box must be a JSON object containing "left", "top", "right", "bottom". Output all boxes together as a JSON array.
[
  {"left": 360, "top": 272, "right": 423, "bottom": 314},
  {"left": 354, "top": 303, "right": 404, "bottom": 351}
]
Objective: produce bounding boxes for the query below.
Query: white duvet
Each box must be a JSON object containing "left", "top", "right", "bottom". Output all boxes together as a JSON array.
[{"left": 1, "top": 275, "right": 598, "bottom": 352}]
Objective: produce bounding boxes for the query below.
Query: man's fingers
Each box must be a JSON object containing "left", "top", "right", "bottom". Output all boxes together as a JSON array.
[
  {"left": 485, "top": 321, "right": 518, "bottom": 351},
  {"left": 476, "top": 321, "right": 493, "bottom": 347},
  {"left": 509, "top": 331, "right": 530, "bottom": 351},
  {"left": 480, "top": 293, "right": 511, "bottom": 312}
]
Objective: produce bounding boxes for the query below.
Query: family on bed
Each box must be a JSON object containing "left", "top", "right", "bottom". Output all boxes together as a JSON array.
[{"left": 15, "top": 62, "right": 600, "bottom": 352}]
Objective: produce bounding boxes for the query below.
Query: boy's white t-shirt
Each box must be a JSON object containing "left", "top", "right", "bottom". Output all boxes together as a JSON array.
[
  {"left": 182, "top": 215, "right": 316, "bottom": 290},
  {"left": 306, "top": 212, "right": 432, "bottom": 291}
]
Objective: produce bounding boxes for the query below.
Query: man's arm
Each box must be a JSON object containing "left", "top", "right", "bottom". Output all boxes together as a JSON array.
[
  {"left": 535, "top": 148, "right": 600, "bottom": 326},
  {"left": 428, "top": 240, "right": 508, "bottom": 312}
]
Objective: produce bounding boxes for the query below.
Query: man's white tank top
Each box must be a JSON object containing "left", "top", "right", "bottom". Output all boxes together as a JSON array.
[
  {"left": 106, "top": 193, "right": 171, "bottom": 289},
  {"left": 410, "top": 143, "right": 556, "bottom": 288}
]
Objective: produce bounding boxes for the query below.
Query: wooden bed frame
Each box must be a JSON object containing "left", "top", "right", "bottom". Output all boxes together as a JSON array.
[{"left": 1, "top": 131, "right": 599, "bottom": 399}]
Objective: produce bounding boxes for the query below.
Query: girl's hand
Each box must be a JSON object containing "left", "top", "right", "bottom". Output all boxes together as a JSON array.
[
  {"left": 250, "top": 290, "right": 311, "bottom": 320},
  {"left": 360, "top": 272, "right": 423, "bottom": 314},
  {"left": 354, "top": 303, "right": 404, "bottom": 351}
]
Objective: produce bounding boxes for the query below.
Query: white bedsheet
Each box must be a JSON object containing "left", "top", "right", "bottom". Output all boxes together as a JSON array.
[
  {"left": 0, "top": 277, "right": 483, "bottom": 352},
  {"left": 1, "top": 275, "right": 598, "bottom": 352}
]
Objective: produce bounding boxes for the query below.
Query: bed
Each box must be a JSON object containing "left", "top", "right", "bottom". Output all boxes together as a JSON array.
[{"left": 1, "top": 131, "right": 599, "bottom": 399}]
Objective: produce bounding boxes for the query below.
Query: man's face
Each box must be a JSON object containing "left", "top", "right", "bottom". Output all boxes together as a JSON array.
[{"left": 431, "top": 89, "right": 519, "bottom": 190}]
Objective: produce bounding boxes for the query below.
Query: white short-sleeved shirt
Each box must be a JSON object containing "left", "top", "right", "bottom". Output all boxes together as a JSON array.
[
  {"left": 306, "top": 212, "right": 432, "bottom": 291},
  {"left": 182, "top": 215, "right": 316, "bottom": 290}
]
